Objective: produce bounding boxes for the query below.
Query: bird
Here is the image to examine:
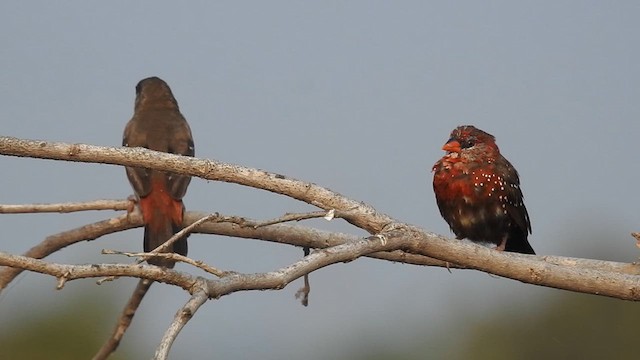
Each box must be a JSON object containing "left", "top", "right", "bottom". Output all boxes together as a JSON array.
[
  {"left": 123, "top": 77, "right": 195, "bottom": 267},
  {"left": 432, "top": 125, "right": 535, "bottom": 254}
]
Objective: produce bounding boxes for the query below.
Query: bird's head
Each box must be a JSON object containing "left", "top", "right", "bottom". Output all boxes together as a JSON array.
[
  {"left": 134, "top": 76, "right": 179, "bottom": 111},
  {"left": 442, "top": 125, "right": 499, "bottom": 156}
]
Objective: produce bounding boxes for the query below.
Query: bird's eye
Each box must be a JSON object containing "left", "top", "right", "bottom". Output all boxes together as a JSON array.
[{"left": 459, "top": 138, "right": 475, "bottom": 149}]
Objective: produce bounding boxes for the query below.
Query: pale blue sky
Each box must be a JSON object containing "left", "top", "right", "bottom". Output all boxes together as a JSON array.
[{"left": 1, "top": 2, "right": 639, "bottom": 359}]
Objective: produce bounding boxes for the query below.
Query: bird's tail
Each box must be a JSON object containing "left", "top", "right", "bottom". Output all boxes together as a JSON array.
[
  {"left": 140, "top": 195, "right": 188, "bottom": 268},
  {"left": 505, "top": 232, "right": 535, "bottom": 255}
]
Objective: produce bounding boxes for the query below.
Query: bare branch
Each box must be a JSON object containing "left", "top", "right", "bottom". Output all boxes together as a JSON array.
[
  {"left": 3, "top": 224, "right": 640, "bottom": 302},
  {"left": 4, "top": 134, "right": 640, "bottom": 359},
  {"left": 188, "top": 211, "right": 640, "bottom": 276},
  {"left": 203, "top": 234, "right": 412, "bottom": 298},
  {"left": 188, "top": 211, "right": 451, "bottom": 267},
  {"left": 0, "top": 213, "right": 138, "bottom": 290},
  {"left": 252, "top": 209, "right": 349, "bottom": 228},
  {"left": 2, "top": 205, "right": 638, "bottom": 294},
  {"left": 0, "top": 137, "right": 392, "bottom": 233},
  {"left": 0, "top": 210, "right": 443, "bottom": 292},
  {"left": 0, "top": 233, "right": 399, "bottom": 298},
  {"left": 155, "top": 282, "right": 209, "bottom": 360},
  {"left": 103, "top": 250, "right": 228, "bottom": 277},
  {"left": 0, "top": 199, "right": 130, "bottom": 213},
  {"left": 144, "top": 213, "right": 217, "bottom": 261},
  {"left": 95, "top": 211, "right": 215, "bottom": 360},
  {"left": 93, "top": 279, "right": 153, "bottom": 360},
  {"left": 390, "top": 227, "right": 640, "bottom": 301},
  {"left": 2, "top": 137, "right": 640, "bottom": 302},
  {"left": 0, "top": 251, "right": 197, "bottom": 290}
]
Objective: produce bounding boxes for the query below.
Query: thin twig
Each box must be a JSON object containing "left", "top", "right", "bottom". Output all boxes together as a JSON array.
[
  {"left": 0, "top": 199, "right": 131, "bottom": 213},
  {"left": 154, "top": 282, "right": 209, "bottom": 360},
  {"left": 101, "top": 213, "right": 218, "bottom": 283},
  {"left": 93, "top": 279, "right": 154, "bottom": 360},
  {"left": 103, "top": 250, "right": 228, "bottom": 277},
  {"left": 143, "top": 213, "right": 217, "bottom": 261},
  {"left": 252, "top": 209, "right": 344, "bottom": 228}
]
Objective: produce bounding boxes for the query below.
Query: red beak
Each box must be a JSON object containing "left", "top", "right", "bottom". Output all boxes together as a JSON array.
[{"left": 442, "top": 140, "right": 461, "bottom": 153}]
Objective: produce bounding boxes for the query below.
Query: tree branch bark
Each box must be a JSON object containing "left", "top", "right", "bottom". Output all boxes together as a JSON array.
[
  {"left": 155, "top": 283, "right": 209, "bottom": 360},
  {"left": 0, "top": 136, "right": 391, "bottom": 232},
  {"left": 0, "top": 199, "right": 130, "bottom": 213},
  {"left": 2, "top": 135, "right": 640, "bottom": 358}
]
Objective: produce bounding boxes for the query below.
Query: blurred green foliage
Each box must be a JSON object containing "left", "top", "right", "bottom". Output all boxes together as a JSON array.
[
  {"left": 349, "top": 293, "right": 640, "bottom": 360},
  {"left": 456, "top": 293, "right": 639, "bottom": 360},
  {"left": 0, "top": 293, "right": 134, "bottom": 360}
]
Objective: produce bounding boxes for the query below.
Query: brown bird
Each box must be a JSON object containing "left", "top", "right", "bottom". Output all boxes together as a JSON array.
[
  {"left": 123, "top": 77, "right": 194, "bottom": 267},
  {"left": 432, "top": 125, "right": 534, "bottom": 254}
]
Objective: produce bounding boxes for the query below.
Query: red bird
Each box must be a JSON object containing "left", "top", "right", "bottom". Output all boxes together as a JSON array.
[
  {"left": 123, "top": 77, "right": 194, "bottom": 267},
  {"left": 432, "top": 125, "right": 534, "bottom": 254}
]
